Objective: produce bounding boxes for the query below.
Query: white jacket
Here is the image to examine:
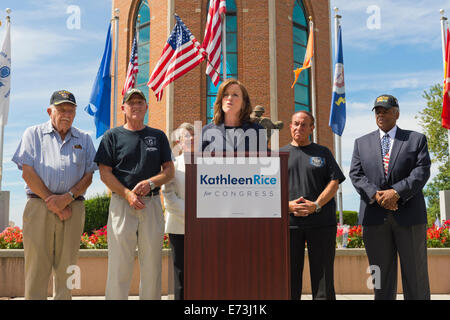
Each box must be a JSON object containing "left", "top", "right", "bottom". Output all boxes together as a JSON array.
[{"left": 162, "top": 154, "right": 185, "bottom": 234}]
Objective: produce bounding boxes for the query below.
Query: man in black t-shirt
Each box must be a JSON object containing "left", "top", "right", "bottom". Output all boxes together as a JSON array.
[
  {"left": 280, "top": 111, "right": 345, "bottom": 300},
  {"left": 95, "top": 88, "right": 174, "bottom": 300}
]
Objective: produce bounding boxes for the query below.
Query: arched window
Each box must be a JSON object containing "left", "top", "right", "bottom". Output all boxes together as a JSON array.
[
  {"left": 206, "top": 0, "right": 238, "bottom": 123},
  {"left": 292, "top": 0, "right": 311, "bottom": 112},
  {"left": 135, "top": 0, "right": 150, "bottom": 123}
]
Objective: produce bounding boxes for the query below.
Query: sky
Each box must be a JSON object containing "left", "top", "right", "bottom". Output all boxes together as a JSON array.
[{"left": 0, "top": 0, "right": 449, "bottom": 227}]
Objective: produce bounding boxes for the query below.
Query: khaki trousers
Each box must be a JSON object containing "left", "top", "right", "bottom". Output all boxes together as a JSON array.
[
  {"left": 22, "top": 198, "right": 85, "bottom": 300},
  {"left": 105, "top": 193, "right": 164, "bottom": 300}
]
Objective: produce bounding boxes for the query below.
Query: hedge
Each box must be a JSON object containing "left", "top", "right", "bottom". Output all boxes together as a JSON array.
[
  {"left": 84, "top": 193, "right": 110, "bottom": 234},
  {"left": 336, "top": 211, "right": 359, "bottom": 226}
]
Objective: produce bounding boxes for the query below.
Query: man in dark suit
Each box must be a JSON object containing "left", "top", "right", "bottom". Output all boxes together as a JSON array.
[{"left": 349, "top": 94, "right": 431, "bottom": 300}]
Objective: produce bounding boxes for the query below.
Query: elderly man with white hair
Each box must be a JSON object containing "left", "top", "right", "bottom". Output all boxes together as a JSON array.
[{"left": 12, "top": 90, "right": 97, "bottom": 300}]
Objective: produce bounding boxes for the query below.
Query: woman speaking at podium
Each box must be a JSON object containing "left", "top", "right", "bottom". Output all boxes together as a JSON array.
[{"left": 201, "top": 78, "right": 267, "bottom": 153}]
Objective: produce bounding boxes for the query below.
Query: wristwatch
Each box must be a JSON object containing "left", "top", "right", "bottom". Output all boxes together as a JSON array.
[
  {"left": 313, "top": 201, "right": 322, "bottom": 213},
  {"left": 148, "top": 179, "right": 156, "bottom": 191},
  {"left": 68, "top": 191, "right": 76, "bottom": 201},
  {"left": 393, "top": 189, "right": 400, "bottom": 199}
]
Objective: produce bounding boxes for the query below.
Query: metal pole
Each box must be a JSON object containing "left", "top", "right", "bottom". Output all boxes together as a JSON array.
[
  {"left": 441, "top": 10, "right": 450, "bottom": 161},
  {"left": 309, "top": 17, "right": 317, "bottom": 143},
  {"left": 441, "top": 10, "right": 447, "bottom": 70},
  {"left": 137, "top": 14, "right": 141, "bottom": 47},
  {"left": 0, "top": 10, "right": 11, "bottom": 190},
  {"left": 166, "top": 1, "right": 175, "bottom": 136},
  {"left": 222, "top": 12, "right": 227, "bottom": 80},
  {"left": 333, "top": 7, "right": 344, "bottom": 226},
  {"left": 0, "top": 125, "right": 4, "bottom": 190},
  {"left": 113, "top": 8, "right": 120, "bottom": 128}
]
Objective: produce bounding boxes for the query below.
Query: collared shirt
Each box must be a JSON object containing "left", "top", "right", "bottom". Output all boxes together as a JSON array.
[
  {"left": 379, "top": 125, "right": 397, "bottom": 155},
  {"left": 12, "top": 120, "right": 97, "bottom": 195}
]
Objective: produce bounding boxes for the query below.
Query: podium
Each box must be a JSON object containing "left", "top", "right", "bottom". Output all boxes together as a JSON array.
[{"left": 185, "top": 152, "right": 290, "bottom": 299}]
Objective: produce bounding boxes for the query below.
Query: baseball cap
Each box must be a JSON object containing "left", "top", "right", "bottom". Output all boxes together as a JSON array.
[
  {"left": 50, "top": 90, "right": 77, "bottom": 106},
  {"left": 123, "top": 88, "right": 147, "bottom": 103},
  {"left": 372, "top": 94, "right": 399, "bottom": 110}
]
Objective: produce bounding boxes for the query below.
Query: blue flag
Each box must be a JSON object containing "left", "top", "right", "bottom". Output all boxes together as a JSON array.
[
  {"left": 85, "top": 23, "right": 112, "bottom": 138},
  {"left": 329, "top": 25, "right": 346, "bottom": 136}
]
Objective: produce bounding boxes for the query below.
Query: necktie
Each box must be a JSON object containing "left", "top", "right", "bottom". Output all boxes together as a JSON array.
[{"left": 381, "top": 133, "right": 390, "bottom": 175}]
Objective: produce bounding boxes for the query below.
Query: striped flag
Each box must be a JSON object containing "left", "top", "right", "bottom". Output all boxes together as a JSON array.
[
  {"left": 202, "top": 0, "right": 226, "bottom": 86},
  {"left": 329, "top": 25, "right": 346, "bottom": 136},
  {"left": 443, "top": 27, "right": 450, "bottom": 130},
  {"left": 291, "top": 27, "right": 313, "bottom": 88},
  {"left": 122, "top": 36, "right": 138, "bottom": 96},
  {"left": 148, "top": 14, "right": 205, "bottom": 101}
]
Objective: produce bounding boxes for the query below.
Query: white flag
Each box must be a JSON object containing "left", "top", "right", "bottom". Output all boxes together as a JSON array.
[{"left": 0, "top": 21, "right": 11, "bottom": 126}]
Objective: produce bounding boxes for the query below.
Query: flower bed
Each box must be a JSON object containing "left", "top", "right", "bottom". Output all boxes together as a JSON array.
[
  {"left": 336, "top": 220, "right": 450, "bottom": 249},
  {"left": 0, "top": 226, "right": 171, "bottom": 250},
  {"left": 426, "top": 220, "right": 450, "bottom": 248},
  {"left": 0, "top": 227, "right": 23, "bottom": 249},
  {"left": 2, "top": 221, "right": 449, "bottom": 250},
  {"left": 80, "top": 226, "right": 108, "bottom": 249}
]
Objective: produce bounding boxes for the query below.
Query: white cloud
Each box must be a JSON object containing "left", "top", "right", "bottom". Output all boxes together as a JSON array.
[
  {"left": 347, "top": 70, "right": 442, "bottom": 93},
  {"left": 331, "top": 0, "right": 450, "bottom": 49},
  {"left": 3, "top": 26, "right": 76, "bottom": 67}
]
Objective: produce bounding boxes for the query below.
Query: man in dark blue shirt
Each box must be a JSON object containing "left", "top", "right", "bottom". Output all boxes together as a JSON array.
[
  {"left": 280, "top": 110, "right": 345, "bottom": 300},
  {"left": 95, "top": 88, "right": 174, "bottom": 300}
]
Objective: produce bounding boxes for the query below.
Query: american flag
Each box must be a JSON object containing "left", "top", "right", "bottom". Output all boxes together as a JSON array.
[
  {"left": 202, "top": 0, "right": 226, "bottom": 86},
  {"left": 148, "top": 14, "right": 205, "bottom": 101},
  {"left": 122, "top": 36, "right": 138, "bottom": 96}
]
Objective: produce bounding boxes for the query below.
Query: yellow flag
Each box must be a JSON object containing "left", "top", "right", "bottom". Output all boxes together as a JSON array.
[{"left": 291, "top": 28, "right": 314, "bottom": 88}]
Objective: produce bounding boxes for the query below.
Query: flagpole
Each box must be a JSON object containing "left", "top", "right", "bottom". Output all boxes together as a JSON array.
[
  {"left": 137, "top": 14, "right": 141, "bottom": 48},
  {"left": 309, "top": 17, "right": 317, "bottom": 143},
  {"left": 441, "top": 10, "right": 450, "bottom": 158},
  {"left": 333, "top": 8, "right": 344, "bottom": 226},
  {"left": 441, "top": 10, "right": 447, "bottom": 67},
  {"left": 222, "top": 11, "right": 227, "bottom": 80},
  {"left": 0, "top": 8, "right": 11, "bottom": 231},
  {"left": 0, "top": 9, "right": 10, "bottom": 190},
  {"left": 113, "top": 8, "right": 119, "bottom": 128},
  {"left": 0, "top": 123, "right": 3, "bottom": 191}
]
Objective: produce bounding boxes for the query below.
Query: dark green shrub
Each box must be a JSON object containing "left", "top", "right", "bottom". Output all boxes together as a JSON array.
[
  {"left": 336, "top": 210, "right": 359, "bottom": 226},
  {"left": 83, "top": 193, "right": 110, "bottom": 234}
]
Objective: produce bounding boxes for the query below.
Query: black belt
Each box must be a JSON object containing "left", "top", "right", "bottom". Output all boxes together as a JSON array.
[
  {"left": 146, "top": 190, "right": 160, "bottom": 197},
  {"left": 27, "top": 193, "right": 85, "bottom": 201},
  {"left": 113, "top": 190, "right": 160, "bottom": 197}
]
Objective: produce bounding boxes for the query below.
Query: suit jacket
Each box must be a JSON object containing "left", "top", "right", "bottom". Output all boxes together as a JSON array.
[{"left": 349, "top": 127, "right": 431, "bottom": 226}]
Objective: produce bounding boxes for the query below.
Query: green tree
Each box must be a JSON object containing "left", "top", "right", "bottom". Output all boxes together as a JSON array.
[{"left": 417, "top": 84, "right": 450, "bottom": 225}]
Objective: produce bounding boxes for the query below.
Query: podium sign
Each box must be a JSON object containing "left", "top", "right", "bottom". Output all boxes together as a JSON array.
[
  {"left": 185, "top": 153, "right": 290, "bottom": 300},
  {"left": 196, "top": 157, "right": 281, "bottom": 218}
]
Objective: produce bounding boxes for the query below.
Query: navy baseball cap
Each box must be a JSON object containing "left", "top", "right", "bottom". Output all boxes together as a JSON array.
[
  {"left": 50, "top": 90, "right": 77, "bottom": 106},
  {"left": 372, "top": 94, "right": 399, "bottom": 110}
]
